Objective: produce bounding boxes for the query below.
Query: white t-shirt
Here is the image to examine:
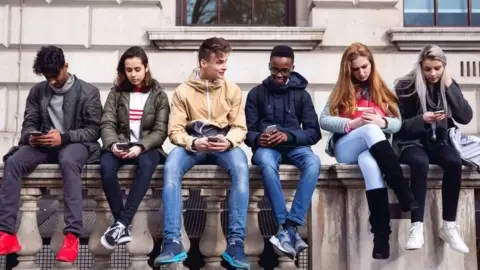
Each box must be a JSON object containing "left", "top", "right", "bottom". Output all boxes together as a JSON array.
[{"left": 129, "top": 91, "right": 150, "bottom": 143}]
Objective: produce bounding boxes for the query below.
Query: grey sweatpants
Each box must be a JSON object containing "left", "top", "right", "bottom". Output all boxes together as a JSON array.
[{"left": 0, "top": 144, "right": 88, "bottom": 235}]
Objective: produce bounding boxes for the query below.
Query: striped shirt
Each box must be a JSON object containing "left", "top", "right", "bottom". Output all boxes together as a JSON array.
[{"left": 129, "top": 89, "right": 150, "bottom": 143}]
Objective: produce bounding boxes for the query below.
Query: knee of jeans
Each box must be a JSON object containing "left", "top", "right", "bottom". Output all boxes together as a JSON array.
[
  {"left": 137, "top": 154, "right": 158, "bottom": 171},
  {"left": 253, "top": 150, "right": 278, "bottom": 171},
  {"left": 304, "top": 155, "right": 321, "bottom": 173},
  {"left": 231, "top": 162, "right": 249, "bottom": 192},
  {"left": 444, "top": 156, "right": 462, "bottom": 170},
  {"left": 359, "top": 124, "right": 385, "bottom": 138},
  {"left": 59, "top": 157, "right": 82, "bottom": 171},
  {"left": 409, "top": 158, "right": 430, "bottom": 175}
]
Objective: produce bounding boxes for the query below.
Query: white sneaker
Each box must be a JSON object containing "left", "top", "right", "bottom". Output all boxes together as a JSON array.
[
  {"left": 439, "top": 221, "right": 469, "bottom": 254},
  {"left": 405, "top": 222, "right": 424, "bottom": 250}
]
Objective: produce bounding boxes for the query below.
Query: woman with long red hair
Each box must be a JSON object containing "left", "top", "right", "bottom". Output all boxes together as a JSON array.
[{"left": 320, "top": 43, "right": 418, "bottom": 259}]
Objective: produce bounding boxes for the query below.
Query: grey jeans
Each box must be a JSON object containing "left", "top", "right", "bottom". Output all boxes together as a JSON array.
[{"left": 0, "top": 144, "right": 88, "bottom": 235}]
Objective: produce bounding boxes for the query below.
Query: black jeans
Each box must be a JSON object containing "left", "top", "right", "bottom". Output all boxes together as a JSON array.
[
  {"left": 399, "top": 144, "right": 462, "bottom": 222},
  {"left": 100, "top": 149, "right": 164, "bottom": 227},
  {"left": 0, "top": 144, "right": 89, "bottom": 235}
]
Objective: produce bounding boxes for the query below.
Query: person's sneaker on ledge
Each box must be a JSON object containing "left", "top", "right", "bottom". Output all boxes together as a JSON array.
[
  {"left": 56, "top": 233, "right": 79, "bottom": 263},
  {"left": 118, "top": 225, "right": 132, "bottom": 245},
  {"left": 0, "top": 232, "right": 21, "bottom": 255},
  {"left": 154, "top": 238, "right": 188, "bottom": 265},
  {"left": 101, "top": 221, "right": 126, "bottom": 250},
  {"left": 439, "top": 221, "right": 469, "bottom": 254},
  {"left": 270, "top": 226, "right": 297, "bottom": 259},
  {"left": 294, "top": 231, "right": 308, "bottom": 254},
  {"left": 222, "top": 239, "right": 250, "bottom": 269}
]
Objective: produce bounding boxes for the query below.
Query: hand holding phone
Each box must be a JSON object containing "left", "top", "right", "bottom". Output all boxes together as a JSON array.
[
  {"left": 29, "top": 131, "right": 44, "bottom": 137},
  {"left": 116, "top": 143, "right": 130, "bottom": 150},
  {"left": 434, "top": 110, "right": 445, "bottom": 115},
  {"left": 207, "top": 137, "right": 220, "bottom": 143}
]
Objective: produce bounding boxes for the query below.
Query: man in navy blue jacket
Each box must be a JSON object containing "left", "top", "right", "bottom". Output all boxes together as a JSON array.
[{"left": 245, "top": 45, "right": 321, "bottom": 259}]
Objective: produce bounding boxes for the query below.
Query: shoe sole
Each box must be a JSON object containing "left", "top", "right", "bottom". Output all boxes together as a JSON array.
[
  {"left": 118, "top": 236, "right": 132, "bottom": 245},
  {"left": 405, "top": 245, "right": 423, "bottom": 250},
  {"left": 439, "top": 231, "right": 469, "bottom": 254},
  {"left": 100, "top": 235, "right": 115, "bottom": 251},
  {"left": 221, "top": 252, "right": 250, "bottom": 270},
  {"left": 153, "top": 252, "right": 188, "bottom": 266},
  {"left": 269, "top": 236, "right": 296, "bottom": 258}
]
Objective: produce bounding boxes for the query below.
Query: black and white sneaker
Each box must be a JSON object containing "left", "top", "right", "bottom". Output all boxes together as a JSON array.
[
  {"left": 118, "top": 226, "right": 132, "bottom": 245},
  {"left": 100, "top": 222, "right": 125, "bottom": 250}
]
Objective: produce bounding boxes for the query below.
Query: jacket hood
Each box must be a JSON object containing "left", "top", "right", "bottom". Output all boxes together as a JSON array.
[
  {"left": 185, "top": 68, "right": 224, "bottom": 93},
  {"left": 262, "top": 71, "right": 308, "bottom": 93}
]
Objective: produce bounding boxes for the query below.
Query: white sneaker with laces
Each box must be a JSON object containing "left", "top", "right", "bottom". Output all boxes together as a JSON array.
[
  {"left": 405, "top": 222, "right": 424, "bottom": 250},
  {"left": 439, "top": 220, "right": 469, "bottom": 254}
]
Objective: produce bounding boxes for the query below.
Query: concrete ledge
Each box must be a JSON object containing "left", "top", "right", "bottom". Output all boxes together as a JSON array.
[
  {"left": 2, "top": 164, "right": 479, "bottom": 189},
  {"left": 312, "top": 0, "right": 399, "bottom": 8},
  {"left": 388, "top": 27, "right": 480, "bottom": 51},
  {"left": 147, "top": 27, "right": 325, "bottom": 51}
]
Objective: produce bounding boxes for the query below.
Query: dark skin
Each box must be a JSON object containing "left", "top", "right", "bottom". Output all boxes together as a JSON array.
[
  {"left": 29, "top": 64, "right": 70, "bottom": 148},
  {"left": 258, "top": 56, "right": 293, "bottom": 147}
]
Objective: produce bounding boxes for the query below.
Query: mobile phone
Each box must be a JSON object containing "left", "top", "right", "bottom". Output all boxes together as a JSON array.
[
  {"left": 357, "top": 107, "right": 375, "bottom": 113},
  {"left": 116, "top": 143, "right": 130, "bottom": 150},
  {"left": 434, "top": 110, "right": 445, "bottom": 115},
  {"left": 29, "top": 131, "right": 44, "bottom": 136},
  {"left": 265, "top": 125, "right": 277, "bottom": 133},
  {"left": 207, "top": 137, "right": 220, "bottom": 143}
]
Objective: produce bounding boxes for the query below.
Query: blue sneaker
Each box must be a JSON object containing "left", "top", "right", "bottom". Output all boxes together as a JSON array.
[
  {"left": 294, "top": 231, "right": 308, "bottom": 254},
  {"left": 221, "top": 239, "right": 250, "bottom": 269},
  {"left": 269, "top": 227, "right": 296, "bottom": 258},
  {"left": 154, "top": 238, "right": 187, "bottom": 266}
]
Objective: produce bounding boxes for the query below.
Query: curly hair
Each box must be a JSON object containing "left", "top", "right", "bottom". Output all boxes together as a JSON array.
[
  {"left": 198, "top": 37, "right": 232, "bottom": 64},
  {"left": 32, "top": 45, "right": 65, "bottom": 76}
]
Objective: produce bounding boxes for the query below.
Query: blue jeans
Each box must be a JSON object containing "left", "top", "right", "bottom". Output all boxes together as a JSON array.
[
  {"left": 162, "top": 147, "right": 249, "bottom": 242},
  {"left": 334, "top": 124, "right": 386, "bottom": 190},
  {"left": 252, "top": 146, "right": 321, "bottom": 226}
]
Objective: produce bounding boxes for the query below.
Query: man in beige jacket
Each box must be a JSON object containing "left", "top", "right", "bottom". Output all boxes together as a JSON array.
[{"left": 155, "top": 37, "right": 250, "bottom": 269}]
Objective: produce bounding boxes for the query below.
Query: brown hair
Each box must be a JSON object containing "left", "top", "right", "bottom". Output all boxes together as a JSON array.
[
  {"left": 115, "top": 46, "right": 152, "bottom": 92},
  {"left": 329, "top": 42, "right": 399, "bottom": 118},
  {"left": 198, "top": 37, "right": 232, "bottom": 64}
]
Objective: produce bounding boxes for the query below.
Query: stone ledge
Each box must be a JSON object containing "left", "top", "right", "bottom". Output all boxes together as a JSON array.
[
  {"left": 387, "top": 27, "right": 480, "bottom": 51},
  {"left": 147, "top": 27, "right": 325, "bottom": 51},
  {"left": 5, "top": 0, "right": 162, "bottom": 5},
  {"left": 1, "top": 164, "right": 479, "bottom": 189}
]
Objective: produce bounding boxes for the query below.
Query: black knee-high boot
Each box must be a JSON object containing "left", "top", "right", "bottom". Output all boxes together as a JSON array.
[
  {"left": 366, "top": 188, "right": 391, "bottom": 260},
  {"left": 369, "top": 140, "right": 419, "bottom": 212}
]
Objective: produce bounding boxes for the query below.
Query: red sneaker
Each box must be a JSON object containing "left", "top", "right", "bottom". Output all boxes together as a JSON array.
[
  {"left": 56, "top": 233, "right": 79, "bottom": 262},
  {"left": 0, "top": 232, "right": 21, "bottom": 255}
]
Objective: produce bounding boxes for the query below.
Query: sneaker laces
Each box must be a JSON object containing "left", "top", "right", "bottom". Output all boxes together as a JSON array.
[
  {"left": 228, "top": 240, "right": 246, "bottom": 258},
  {"left": 108, "top": 226, "right": 123, "bottom": 239},
  {"left": 63, "top": 234, "right": 77, "bottom": 248},
  {"left": 408, "top": 223, "right": 422, "bottom": 241}
]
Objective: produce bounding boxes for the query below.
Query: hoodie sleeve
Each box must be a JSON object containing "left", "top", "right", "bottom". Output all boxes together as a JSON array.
[
  {"left": 168, "top": 85, "right": 196, "bottom": 151},
  {"left": 446, "top": 80, "right": 473, "bottom": 125},
  {"left": 287, "top": 91, "right": 321, "bottom": 145},
  {"left": 244, "top": 86, "right": 261, "bottom": 148},
  {"left": 225, "top": 83, "right": 248, "bottom": 147}
]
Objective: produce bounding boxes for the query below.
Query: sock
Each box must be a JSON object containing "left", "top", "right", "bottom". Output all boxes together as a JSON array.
[{"left": 284, "top": 219, "right": 300, "bottom": 229}]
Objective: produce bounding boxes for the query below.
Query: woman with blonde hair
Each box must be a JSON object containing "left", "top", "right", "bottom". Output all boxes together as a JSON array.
[
  {"left": 320, "top": 42, "right": 418, "bottom": 259},
  {"left": 394, "top": 44, "right": 472, "bottom": 253}
]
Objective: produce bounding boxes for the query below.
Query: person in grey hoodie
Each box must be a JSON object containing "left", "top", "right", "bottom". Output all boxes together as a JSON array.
[
  {"left": 319, "top": 42, "right": 417, "bottom": 260},
  {"left": 0, "top": 46, "right": 102, "bottom": 263}
]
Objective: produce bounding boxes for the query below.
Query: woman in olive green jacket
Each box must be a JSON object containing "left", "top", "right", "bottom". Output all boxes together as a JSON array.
[{"left": 99, "top": 46, "right": 169, "bottom": 250}]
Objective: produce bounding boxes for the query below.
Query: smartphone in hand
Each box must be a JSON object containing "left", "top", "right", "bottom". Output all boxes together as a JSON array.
[
  {"left": 434, "top": 110, "right": 445, "bottom": 115},
  {"left": 265, "top": 125, "right": 277, "bottom": 133},
  {"left": 116, "top": 143, "right": 130, "bottom": 150},
  {"left": 207, "top": 137, "right": 220, "bottom": 143},
  {"left": 29, "top": 131, "right": 44, "bottom": 137}
]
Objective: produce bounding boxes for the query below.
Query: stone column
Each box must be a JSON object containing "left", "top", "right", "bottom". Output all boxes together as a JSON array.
[
  {"left": 275, "top": 189, "right": 297, "bottom": 270},
  {"left": 126, "top": 188, "right": 153, "bottom": 270},
  {"left": 14, "top": 188, "right": 42, "bottom": 270},
  {"left": 199, "top": 189, "right": 226, "bottom": 270},
  {"left": 50, "top": 188, "right": 77, "bottom": 270},
  {"left": 244, "top": 189, "right": 264, "bottom": 270},
  {"left": 165, "top": 189, "right": 191, "bottom": 270},
  {"left": 87, "top": 188, "right": 114, "bottom": 270}
]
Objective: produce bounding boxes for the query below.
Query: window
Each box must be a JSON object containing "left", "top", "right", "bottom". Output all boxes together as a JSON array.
[
  {"left": 176, "top": 0, "right": 296, "bottom": 26},
  {"left": 404, "top": 0, "right": 480, "bottom": 26}
]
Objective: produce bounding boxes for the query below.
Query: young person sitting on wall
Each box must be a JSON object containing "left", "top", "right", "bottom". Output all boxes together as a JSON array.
[
  {"left": 319, "top": 42, "right": 418, "bottom": 260},
  {"left": 154, "top": 37, "right": 250, "bottom": 270},
  {"left": 99, "top": 46, "right": 170, "bottom": 251},
  {"left": 244, "top": 45, "right": 321, "bottom": 260},
  {"left": 0, "top": 45, "right": 103, "bottom": 263},
  {"left": 394, "top": 44, "right": 473, "bottom": 254}
]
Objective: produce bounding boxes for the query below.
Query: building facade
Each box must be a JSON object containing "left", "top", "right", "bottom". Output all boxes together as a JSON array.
[{"left": 0, "top": 0, "right": 479, "bottom": 164}]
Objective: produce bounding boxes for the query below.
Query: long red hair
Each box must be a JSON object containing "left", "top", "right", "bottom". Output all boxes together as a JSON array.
[{"left": 329, "top": 43, "right": 399, "bottom": 118}]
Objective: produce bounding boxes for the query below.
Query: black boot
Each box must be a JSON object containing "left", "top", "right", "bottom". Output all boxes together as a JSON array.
[
  {"left": 366, "top": 188, "right": 391, "bottom": 260},
  {"left": 369, "top": 140, "right": 419, "bottom": 212}
]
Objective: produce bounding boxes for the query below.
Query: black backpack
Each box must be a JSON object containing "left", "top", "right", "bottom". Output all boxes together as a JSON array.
[{"left": 255, "top": 86, "right": 304, "bottom": 122}]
